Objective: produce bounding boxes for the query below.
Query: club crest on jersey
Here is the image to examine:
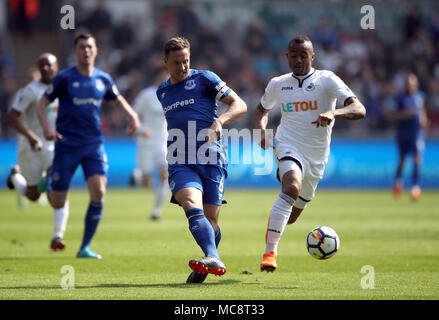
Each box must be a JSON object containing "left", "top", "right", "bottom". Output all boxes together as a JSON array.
[
  {"left": 184, "top": 80, "right": 196, "bottom": 90},
  {"left": 305, "top": 83, "right": 315, "bottom": 91},
  {"left": 96, "top": 79, "right": 105, "bottom": 91},
  {"left": 46, "top": 84, "right": 54, "bottom": 95}
]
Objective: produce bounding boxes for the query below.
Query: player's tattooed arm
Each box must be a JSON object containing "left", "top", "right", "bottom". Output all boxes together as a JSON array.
[
  {"left": 312, "top": 97, "right": 366, "bottom": 128},
  {"left": 336, "top": 97, "right": 367, "bottom": 120}
]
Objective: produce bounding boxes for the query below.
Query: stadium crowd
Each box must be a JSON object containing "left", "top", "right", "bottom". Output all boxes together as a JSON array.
[{"left": 1, "top": 1, "right": 439, "bottom": 137}]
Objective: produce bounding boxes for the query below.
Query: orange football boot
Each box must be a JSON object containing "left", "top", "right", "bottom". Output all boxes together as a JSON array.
[
  {"left": 260, "top": 251, "right": 277, "bottom": 272},
  {"left": 393, "top": 181, "right": 403, "bottom": 199}
]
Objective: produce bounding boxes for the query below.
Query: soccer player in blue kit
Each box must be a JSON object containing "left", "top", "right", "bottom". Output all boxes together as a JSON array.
[
  {"left": 157, "top": 37, "right": 247, "bottom": 283},
  {"left": 387, "top": 73, "right": 428, "bottom": 200},
  {"left": 36, "top": 33, "right": 140, "bottom": 259}
]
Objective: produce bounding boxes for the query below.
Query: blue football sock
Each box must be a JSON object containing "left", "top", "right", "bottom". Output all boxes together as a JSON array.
[
  {"left": 80, "top": 201, "right": 103, "bottom": 250},
  {"left": 215, "top": 226, "right": 221, "bottom": 248},
  {"left": 413, "top": 164, "right": 420, "bottom": 186},
  {"left": 186, "top": 208, "right": 219, "bottom": 259},
  {"left": 395, "top": 169, "right": 402, "bottom": 180}
]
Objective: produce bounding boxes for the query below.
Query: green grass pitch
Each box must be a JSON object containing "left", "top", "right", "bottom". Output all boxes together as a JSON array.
[{"left": 0, "top": 188, "right": 438, "bottom": 300}]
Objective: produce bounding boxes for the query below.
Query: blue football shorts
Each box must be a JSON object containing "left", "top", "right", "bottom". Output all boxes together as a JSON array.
[
  {"left": 397, "top": 133, "right": 425, "bottom": 157},
  {"left": 168, "top": 164, "right": 227, "bottom": 206},
  {"left": 50, "top": 142, "right": 108, "bottom": 191}
]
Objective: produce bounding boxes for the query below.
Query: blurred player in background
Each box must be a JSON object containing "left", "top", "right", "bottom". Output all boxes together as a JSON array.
[
  {"left": 157, "top": 37, "right": 247, "bottom": 283},
  {"left": 386, "top": 73, "right": 428, "bottom": 200},
  {"left": 7, "top": 53, "right": 70, "bottom": 251},
  {"left": 37, "top": 33, "right": 140, "bottom": 259},
  {"left": 254, "top": 35, "right": 366, "bottom": 272},
  {"left": 7, "top": 66, "right": 42, "bottom": 208},
  {"left": 132, "top": 66, "right": 170, "bottom": 220}
]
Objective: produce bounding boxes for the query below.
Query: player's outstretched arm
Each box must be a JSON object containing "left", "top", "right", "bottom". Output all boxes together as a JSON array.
[
  {"left": 8, "top": 109, "right": 42, "bottom": 152},
  {"left": 36, "top": 95, "right": 61, "bottom": 141},
  {"left": 207, "top": 91, "right": 247, "bottom": 143},
  {"left": 112, "top": 95, "right": 140, "bottom": 138},
  {"left": 312, "top": 97, "right": 366, "bottom": 128},
  {"left": 254, "top": 103, "right": 272, "bottom": 150}
]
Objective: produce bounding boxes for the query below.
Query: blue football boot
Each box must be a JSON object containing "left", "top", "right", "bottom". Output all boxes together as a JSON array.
[{"left": 77, "top": 246, "right": 102, "bottom": 259}]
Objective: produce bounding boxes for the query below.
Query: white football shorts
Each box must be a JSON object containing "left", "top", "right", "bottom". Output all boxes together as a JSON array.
[
  {"left": 274, "top": 141, "right": 326, "bottom": 209},
  {"left": 17, "top": 144, "right": 54, "bottom": 186},
  {"left": 137, "top": 144, "right": 167, "bottom": 175}
]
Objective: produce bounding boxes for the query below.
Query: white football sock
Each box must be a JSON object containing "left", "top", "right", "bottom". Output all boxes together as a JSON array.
[
  {"left": 11, "top": 173, "right": 27, "bottom": 196},
  {"left": 53, "top": 200, "right": 69, "bottom": 239},
  {"left": 265, "top": 193, "right": 294, "bottom": 255},
  {"left": 153, "top": 180, "right": 169, "bottom": 213}
]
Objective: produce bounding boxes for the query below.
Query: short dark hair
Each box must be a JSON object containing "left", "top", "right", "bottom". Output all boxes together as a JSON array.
[
  {"left": 288, "top": 35, "right": 312, "bottom": 48},
  {"left": 164, "top": 36, "right": 190, "bottom": 57},
  {"left": 74, "top": 32, "right": 96, "bottom": 47}
]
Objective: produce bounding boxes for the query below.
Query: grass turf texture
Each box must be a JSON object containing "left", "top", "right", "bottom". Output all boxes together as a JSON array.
[{"left": 0, "top": 189, "right": 438, "bottom": 300}]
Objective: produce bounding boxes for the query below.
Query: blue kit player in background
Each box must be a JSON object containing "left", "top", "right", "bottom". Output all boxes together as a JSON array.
[
  {"left": 386, "top": 73, "right": 428, "bottom": 201},
  {"left": 157, "top": 37, "right": 247, "bottom": 283},
  {"left": 36, "top": 33, "right": 140, "bottom": 259}
]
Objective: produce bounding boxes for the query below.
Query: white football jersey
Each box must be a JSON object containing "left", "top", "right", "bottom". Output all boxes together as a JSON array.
[
  {"left": 12, "top": 80, "right": 58, "bottom": 151},
  {"left": 261, "top": 68, "right": 355, "bottom": 163},
  {"left": 133, "top": 85, "right": 168, "bottom": 148}
]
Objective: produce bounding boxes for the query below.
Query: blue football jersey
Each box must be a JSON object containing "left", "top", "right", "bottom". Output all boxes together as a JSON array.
[
  {"left": 156, "top": 69, "right": 231, "bottom": 167},
  {"left": 45, "top": 66, "right": 119, "bottom": 148},
  {"left": 394, "top": 90, "right": 425, "bottom": 138}
]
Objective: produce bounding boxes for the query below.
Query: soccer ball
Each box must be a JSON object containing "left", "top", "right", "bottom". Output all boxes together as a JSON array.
[{"left": 306, "top": 226, "right": 340, "bottom": 260}]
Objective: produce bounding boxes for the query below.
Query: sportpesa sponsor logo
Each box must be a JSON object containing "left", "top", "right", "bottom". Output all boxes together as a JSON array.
[
  {"left": 73, "top": 97, "right": 102, "bottom": 106},
  {"left": 163, "top": 99, "right": 195, "bottom": 114}
]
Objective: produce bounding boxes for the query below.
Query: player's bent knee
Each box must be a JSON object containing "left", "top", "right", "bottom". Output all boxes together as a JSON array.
[
  {"left": 25, "top": 186, "right": 40, "bottom": 201},
  {"left": 91, "top": 190, "right": 106, "bottom": 202},
  {"left": 175, "top": 188, "right": 203, "bottom": 211},
  {"left": 203, "top": 204, "right": 220, "bottom": 226},
  {"left": 49, "top": 198, "right": 65, "bottom": 209},
  {"left": 180, "top": 199, "right": 199, "bottom": 212},
  {"left": 48, "top": 191, "right": 68, "bottom": 209},
  {"left": 26, "top": 189, "right": 41, "bottom": 202},
  {"left": 89, "top": 184, "right": 106, "bottom": 202},
  {"left": 282, "top": 182, "right": 301, "bottom": 200}
]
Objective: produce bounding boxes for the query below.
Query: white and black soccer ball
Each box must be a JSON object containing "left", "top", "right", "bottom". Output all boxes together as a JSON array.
[{"left": 306, "top": 226, "right": 340, "bottom": 260}]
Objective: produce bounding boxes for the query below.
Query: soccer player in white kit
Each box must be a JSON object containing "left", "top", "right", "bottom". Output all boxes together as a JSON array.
[
  {"left": 7, "top": 53, "right": 70, "bottom": 251},
  {"left": 132, "top": 67, "right": 170, "bottom": 220},
  {"left": 254, "top": 35, "right": 366, "bottom": 272}
]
